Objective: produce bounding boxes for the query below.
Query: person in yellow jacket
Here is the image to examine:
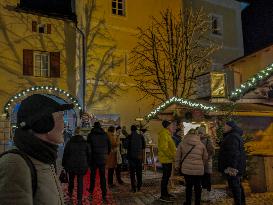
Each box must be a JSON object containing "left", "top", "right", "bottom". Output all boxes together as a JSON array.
[{"left": 158, "top": 120, "right": 176, "bottom": 202}]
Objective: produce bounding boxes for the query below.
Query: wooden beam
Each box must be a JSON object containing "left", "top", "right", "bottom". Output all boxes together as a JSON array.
[{"left": 209, "top": 111, "right": 273, "bottom": 117}]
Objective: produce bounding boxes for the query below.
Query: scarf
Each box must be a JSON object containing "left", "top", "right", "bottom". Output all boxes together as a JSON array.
[{"left": 14, "top": 128, "right": 58, "bottom": 165}]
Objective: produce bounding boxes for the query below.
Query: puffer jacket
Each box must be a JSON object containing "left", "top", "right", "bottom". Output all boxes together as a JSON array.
[
  {"left": 0, "top": 153, "right": 64, "bottom": 205},
  {"left": 87, "top": 127, "right": 111, "bottom": 165},
  {"left": 158, "top": 128, "right": 176, "bottom": 164},
  {"left": 62, "top": 135, "right": 90, "bottom": 175},
  {"left": 175, "top": 134, "right": 208, "bottom": 176},
  {"left": 218, "top": 126, "right": 246, "bottom": 175}
]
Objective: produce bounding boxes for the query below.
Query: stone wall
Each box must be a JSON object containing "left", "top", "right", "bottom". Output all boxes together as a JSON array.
[{"left": 0, "top": 114, "right": 10, "bottom": 153}]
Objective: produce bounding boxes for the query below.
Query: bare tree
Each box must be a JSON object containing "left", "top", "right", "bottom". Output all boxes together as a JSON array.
[
  {"left": 82, "top": 0, "right": 125, "bottom": 109},
  {"left": 130, "top": 8, "right": 219, "bottom": 103}
]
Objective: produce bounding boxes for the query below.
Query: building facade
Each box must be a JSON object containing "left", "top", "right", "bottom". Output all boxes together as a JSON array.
[
  {"left": 0, "top": 0, "right": 246, "bottom": 145},
  {"left": 0, "top": 0, "right": 80, "bottom": 150}
]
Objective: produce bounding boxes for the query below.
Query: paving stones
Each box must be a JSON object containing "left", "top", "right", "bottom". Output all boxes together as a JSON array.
[{"left": 61, "top": 170, "right": 273, "bottom": 205}]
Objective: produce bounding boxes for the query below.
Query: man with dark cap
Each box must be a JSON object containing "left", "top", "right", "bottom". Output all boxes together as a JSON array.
[
  {"left": 127, "top": 125, "right": 145, "bottom": 192},
  {"left": 87, "top": 121, "right": 111, "bottom": 203},
  {"left": 0, "top": 94, "right": 74, "bottom": 204},
  {"left": 158, "top": 120, "right": 176, "bottom": 202},
  {"left": 218, "top": 121, "right": 246, "bottom": 205}
]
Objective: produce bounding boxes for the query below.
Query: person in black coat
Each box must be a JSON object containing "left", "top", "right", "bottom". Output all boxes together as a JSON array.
[
  {"left": 218, "top": 121, "right": 246, "bottom": 205},
  {"left": 127, "top": 125, "right": 146, "bottom": 192},
  {"left": 87, "top": 122, "right": 111, "bottom": 203},
  {"left": 62, "top": 127, "right": 91, "bottom": 205}
]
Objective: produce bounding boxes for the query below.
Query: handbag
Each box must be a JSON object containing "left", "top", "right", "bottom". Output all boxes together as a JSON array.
[
  {"left": 179, "top": 145, "right": 196, "bottom": 176},
  {"left": 59, "top": 169, "right": 68, "bottom": 183}
]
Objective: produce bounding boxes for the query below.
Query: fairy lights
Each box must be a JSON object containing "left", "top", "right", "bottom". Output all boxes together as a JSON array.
[
  {"left": 145, "top": 97, "right": 217, "bottom": 120},
  {"left": 230, "top": 63, "right": 273, "bottom": 100},
  {"left": 3, "top": 85, "right": 82, "bottom": 115}
]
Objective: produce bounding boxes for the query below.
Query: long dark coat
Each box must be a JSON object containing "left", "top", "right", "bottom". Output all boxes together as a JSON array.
[
  {"left": 218, "top": 127, "right": 246, "bottom": 176},
  {"left": 62, "top": 135, "right": 90, "bottom": 175}
]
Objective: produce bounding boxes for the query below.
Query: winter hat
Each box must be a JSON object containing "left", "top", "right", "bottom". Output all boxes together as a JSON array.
[
  {"left": 226, "top": 121, "right": 238, "bottom": 129},
  {"left": 17, "top": 94, "right": 74, "bottom": 133},
  {"left": 94, "top": 121, "right": 101, "bottom": 128},
  {"left": 131, "top": 124, "right": 137, "bottom": 131},
  {"left": 162, "top": 120, "right": 171, "bottom": 128}
]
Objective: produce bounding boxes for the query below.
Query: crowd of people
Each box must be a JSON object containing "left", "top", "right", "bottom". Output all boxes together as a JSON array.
[
  {"left": 0, "top": 94, "right": 247, "bottom": 205},
  {"left": 62, "top": 122, "right": 146, "bottom": 204},
  {"left": 158, "top": 120, "right": 246, "bottom": 205}
]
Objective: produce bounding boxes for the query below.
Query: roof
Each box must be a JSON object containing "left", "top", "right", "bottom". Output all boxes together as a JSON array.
[
  {"left": 209, "top": 103, "right": 273, "bottom": 117},
  {"left": 229, "top": 62, "right": 273, "bottom": 100},
  {"left": 144, "top": 97, "right": 217, "bottom": 121},
  {"left": 225, "top": 44, "right": 273, "bottom": 67}
]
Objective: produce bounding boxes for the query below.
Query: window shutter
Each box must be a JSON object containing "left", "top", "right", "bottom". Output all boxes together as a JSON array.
[
  {"left": 47, "top": 24, "right": 51, "bottom": 34},
  {"left": 23, "top": 49, "right": 34, "bottom": 76},
  {"left": 32, "top": 21, "right": 37, "bottom": 32},
  {"left": 50, "top": 52, "right": 60, "bottom": 78}
]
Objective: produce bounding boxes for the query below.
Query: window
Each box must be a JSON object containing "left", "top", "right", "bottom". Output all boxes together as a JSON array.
[
  {"left": 32, "top": 21, "right": 51, "bottom": 34},
  {"left": 112, "top": 0, "right": 126, "bottom": 16},
  {"left": 34, "top": 52, "right": 50, "bottom": 77},
  {"left": 211, "top": 14, "right": 223, "bottom": 36},
  {"left": 23, "top": 49, "right": 60, "bottom": 77}
]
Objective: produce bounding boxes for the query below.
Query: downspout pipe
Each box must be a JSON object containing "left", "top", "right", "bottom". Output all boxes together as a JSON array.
[{"left": 75, "top": 25, "right": 86, "bottom": 113}]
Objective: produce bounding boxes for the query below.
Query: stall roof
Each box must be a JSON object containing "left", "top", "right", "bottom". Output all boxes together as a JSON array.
[
  {"left": 145, "top": 97, "right": 217, "bottom": 121},
  {"left": 209, "top": 103, "right": 273, "bottom": 117}
]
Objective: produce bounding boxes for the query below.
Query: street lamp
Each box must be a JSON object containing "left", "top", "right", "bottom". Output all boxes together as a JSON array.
[{"left": 75, "top": 25, "right": 86, "bottom": 113}]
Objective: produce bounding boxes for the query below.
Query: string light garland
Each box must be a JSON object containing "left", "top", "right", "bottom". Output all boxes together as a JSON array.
[
  {"left": 145, "top": 96, "right": 217, "bottom": 121},
  {"left": 230, "top": 63, "right": 273, "bottom": 100},
  {"left": 4, "top": 85, "right": 82, "bottom": 115}
]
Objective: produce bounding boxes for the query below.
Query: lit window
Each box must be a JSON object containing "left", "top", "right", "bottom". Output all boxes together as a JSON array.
[
  {"left": 211, "top": 14, "right": 223, "bottom": 36},
  {"left": 112, "top": 0, "right": 126, "bottom": 16},
  {"left": 33, "top": 52, "right": 50, "bottom": 77}
]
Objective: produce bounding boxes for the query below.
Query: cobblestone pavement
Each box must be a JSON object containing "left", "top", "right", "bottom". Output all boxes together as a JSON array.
[
  {"left": 113, "top": 184, "right": 273, "bottom": 205},
  {"left": 111, "top": 171, "right": 273, "bottom": 205},
  {"left": 62, "top": 170, "right": 273, "bottom": 205}
]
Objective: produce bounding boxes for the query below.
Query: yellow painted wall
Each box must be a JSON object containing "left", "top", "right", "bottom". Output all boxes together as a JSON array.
[
  {"left": 0, "top": 0, "right": 244, "bottom": 143},
  {"left": 75, "top": 0, "right": 244, "bottom": 140},
  {"left": 0, "top": 0, "right": 78, "bottom": 114},
  {"left": 76, "top": 0, "right": 182, "bottom": 133}
]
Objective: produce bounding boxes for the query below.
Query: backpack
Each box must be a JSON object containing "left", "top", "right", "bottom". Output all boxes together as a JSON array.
[{"left": 0, "top": 149, "right": 37, "bottom": 197}]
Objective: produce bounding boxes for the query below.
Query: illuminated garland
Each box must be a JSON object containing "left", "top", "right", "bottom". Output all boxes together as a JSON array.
[
  {"left": 145, "top": 97, "right": 217, "bottom": 121},
  {"left": 230, "top": 63, "right": 273, "bottom": 100},
  {"left": 4, "top": 85, "right": 82, "bottom": 115}
]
